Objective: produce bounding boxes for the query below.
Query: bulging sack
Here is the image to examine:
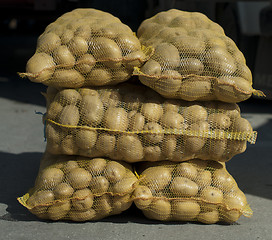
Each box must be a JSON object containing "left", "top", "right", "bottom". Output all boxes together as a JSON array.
[
  {"left": 132, "top": 160, "right": 252, "bottom": 223},
  {"left": 20, "top": 8, "right": 149, "bottom": 88},
  {"left": 18, "top": 154, "right": 137, "bottom": 221},
  {"left": 44, "top": 83, "right": 257, "bottom": 163},
  {"left": 134, "top": 9, "right": 263, "bottom": 103}
]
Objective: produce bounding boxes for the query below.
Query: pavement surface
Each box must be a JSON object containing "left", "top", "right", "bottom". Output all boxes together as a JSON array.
[{"left": 0, "top": 75, "right": 272, "bottom": 240}]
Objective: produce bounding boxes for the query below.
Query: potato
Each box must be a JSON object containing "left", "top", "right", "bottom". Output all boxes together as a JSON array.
[
  {"left": 175, "top": 162, "right": 198, "bottom": 180},
  {"left": 26, "top": 53, "right": 55, "bottom": 82},
  {"left": 179, "top": 80, "right": 212, "bottom": 101},
  {"left": 62, "top": 160, "right": 79, "bottom": 174},
  {"left": 87, "top": 158, "right": 107, "bottom": 176},
  {"left": 206, "top": 139, "right": 227, "bottom": 160},
  {"left": 53, "top": 45, "right": 75, "bottom": 66},
  {"left": 169, "top": 177, "right": 198, "bottom": 197},
  {"left": 115, "top": 33, "right": 141, "bottom": 53},
  {"left": 179, "top": 58, "right": 204, "bottom": 75},
  {"left": 197, "top": 210, "right": 219, "bottom": 224},
  {"left": 238, "top": 64, "right": 252, "bottom": 82},
  {"left": 94, "top": 195, "right": 112, "bottom": 216},
  {"left": 163, "top": 99, "right": 180, "bottom": 112},
  {"left": 72, "top": 189, "right": 94, "bottom": 210},
  {"left": 68, "top": 36, "right": 88, "bottom": 56},
  {"left": 80, "top": 95, "right": 104, "bottom": 126},
  {"left": 200, "top": 186, "right": 223, "bottom": 204},
  {"left": 226, "top": 140, "right": 247, "bottom": 159},
  {"left": 51, "top": 69, "right": 85, "bottom": 88},
  {"left": 67, "top": 168, "right": 92, "bottom": 189},
  {"left": 128, "top": 113, "right": 145, "bottom": 131},
  {"left": 143, "top": 122, "right": 164, "bottom": 144},
  {"left": 75, "top": 129, "right": 97, "bottom": 150},
  {"left": 182, "top": 105, "right": 208, "bottom": 123},
  {"left": 212, "top": 169, "right": 237, "bottom": 191},
  {"left": 208, "top": 113, "right": 231, "bottom": 129},
  {"left": 53, "top": 182, "right": 74, "bottom": 199},
  {"left": 89, "top": 176, "right": 110, "bottom": 194},
  {"left": 116, "top": 135, "right": 144, "bottom": 162},
  {"left": 154, "top": 70, "right": 182, "bottom": 98},
  {"left": 153, "top": 43, "right": 180, "bottom": 68},
  {"left": 104, "top": 161, "right": 126, "bottom": 183},
  {"left": 27, "top": 190, "right": 54, "bottom": 208},
  {"left": 143, "top": 199, "right": 171, "bottom": 221},
  {"left": 60, "top": 29, "right": 74, "bottom": 45},
  {"left": 133, "top": 186, "right": 153, "bottom": 210},
  {"left": 46, "top": 102, "right": 62, "bottom": 121},
  {"left": 223, "top": 190, "right": 247, "bottom": 210},
  {"left": 139, "top": 60, "right": 162, "bottom": 86},
  {"left": 161, "top": 111, "right": 184, "bottom": 130},
  {"left": 86, "top": 68, "right": 112, "bottom": 86},
  {"left": 90, "top": 37, "right": 122, "bottom": 68},
  {"left": 60, "top": 134, "right": 78, "bottom": 155},
  {"left": 124, "top": 50, "right": 146, "bottom": 69},
  {"left": 172, "top": 200, "right": 201, "bottom": 221},
  {"left": 141, "top": 166, "right": 172, "bottom": 191},
  {"left": 141, "top": 102, "right": 163, "bottom": 122},
  {"left": 161, "top": 135, "right": 177, "bottom": 159},
  {"left": 47, "top": 200, "right": 71, "bottom": 220},
  {"left": 123, "top": 92, "right": 145, "bottom": 111},
  {"left": 74, "top": 25, "right": 92, "bottom": 40},
  {"left": 113, "top": 176, "right": 137, "bottom": 194},
  {"left": 95, "top": 134, "right": 116, "bottom": 155},
  {"left": 56, "top": 89, "right": 82, "bottom": 105},
  {"left": 36, "top": 168, "right": 64, "bottom": 189},
  {"left": 75, "top": 54, "right": 96, "bottom": 74},
  {"left": 58, "top": 105, "right": 79, "bottom": 126},
  {"left": 100, "top": 90, "right": 122, "bottom": 109},
  {"left": 144, "top": 146, "right": 162, "bottom": 162},
  {"left": 37, "top": 32, "right": 61, "bottom": 53},
  {"left": 221, "top": 209, "right": 241, "bottom": 223},
  {"left": 187, "top": 159, "right": 208, "bottom": 170},
  {"left": 69, "top": 209, "right": 96, "bottom": 222},
  {"left": 231, "top": 118, "right": 252, "bottom": 132},
  {"left": 112, "top": 195, "right": 132, "bottom": 215},
  {"left": 104, "top": 107, "right": 128, "bottom": 131},
  {"left": 194, "top": 170, "right": 212, "bottom": 187}
]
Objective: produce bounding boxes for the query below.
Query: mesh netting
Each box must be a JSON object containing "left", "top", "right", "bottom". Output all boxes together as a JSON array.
[
  {"left": 18, "top": 153, "right": 137, "bottom": 221},
  {"left": 134, "top": 9, "right": 263, "bottom": 103},
  {"left": 132, "top": 159, "right": 252, "bottom": 223},
  {"left": 19, "top": 8, "right": 149, "bottom": 88},
  {"left": 44, "top": 83, "right": 257, "bottom": 163}
]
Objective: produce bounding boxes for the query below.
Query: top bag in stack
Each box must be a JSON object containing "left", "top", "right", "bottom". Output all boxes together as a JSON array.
[
  {"left": 134, "top": 9, "right": 260, "bottom": 103},
  {"left": 20, "top": 8, "right": 148, "bottom": 88}
]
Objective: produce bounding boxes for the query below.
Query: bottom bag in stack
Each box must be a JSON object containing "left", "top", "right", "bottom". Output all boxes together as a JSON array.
[
  {"left": 132, "top": 160, "right": 252, "bottom": 224},
  {"left": 18, "top": 153, "right": 137, "bottom": 221}
]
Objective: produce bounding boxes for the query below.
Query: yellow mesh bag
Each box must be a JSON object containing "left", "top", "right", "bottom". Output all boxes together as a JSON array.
[
  {"left": 132, "top": 160, "right": 252, "bottom": 224},
  {"left": 19, "top": 8, "right": 149, "bottom": 88},
  {"left": 134, "top": 9, "right": 264, "bottom": 103},
  {"left": 18, "top": 153, "right": 137, "bottom": 221},
  {"left": 44, "top": 83, "right": 256, "bottom": 163}
]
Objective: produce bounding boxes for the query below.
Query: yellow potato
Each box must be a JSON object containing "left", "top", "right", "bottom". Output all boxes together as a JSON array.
[
  {"left": 87, "top": 158, "right": 107, "bottom": 176},
  {"left": 53, "top": 182, "right": 74, "bottom": 199},
  {"left": 197, "top": 210, "right": 219, "bottom": 224},
  {"left": 46, "top": 102, "right": 62, "bottom": 121},
  {"left": 172, "top": 200, "right": 201, "bottom": 221},
  {"left": 175, "top": 162, "right": 198, "bottom": 180},
  {"left": 69, "top": 208, "right": 96, "bottom": 221},
  {"left": 27, "top": 190, "right": 54, "bottom": 208},
  {"left": 231, "top": 117, "right": 252, "bottom": 132},
  {"left": 100, "top": 90, "right": 122, "bottom": 109},
  {"left": 60, "top": 29, "right": 74, "bottom": 45},
  {"left": 75, "top": 129, "right": 97, "bottom": 150},
  {"left": 104, "top": 161, "right": 126, "bottom": 183},
  {"left": 95, "top": 134, "right": 116, "bottom": 155},
  {"left": 223, "top": 190, "right": 247, "bottom": 210},
  {"left": 208, "top": 113, "right": 231, "bottom": 129},
  {"left": 113, "top": 176, "right": 137, "bottom": 194},
  {"left": 58, "top": 105, "right": 79, "bottom": 126},
  {"left": 161, "top": 111, "right": 184, "bottom": 130},
  {"left": 86, "top": 68, "right": 112, "bottom": 86},
  {"left": 111, "top": 195, "right": 132, "bottom": 215},
  {"left": 169, "top": 177, "right": 198, "bottom": 197},
  {"left": 161, "top": 135, "right": 177, "bottom": 159},
  {"left": 154, "top": 43, "right": 180, "bottom": 68},
  {"left": 128, "top": 113, "right": 145, "bottom": 131},
  {"left": 55, "top": 89, "right": 82, "bottom": 106},
  {"left": 194, "top": 170, "right": 212, "bottom": 187},
  {"left": 104, "top": 107, "right": 128, "bottom": 131},
  {"left": 51, "top": 69, "right": 85, "bottom": 88},
  {"left": 143, "top": 199, "right": 171, "bottom": 221},
  {"left": 36, "top": 167, "right": 64, "bottom": 189},
  {"left": 163, "top": 99, "right": 180, "bottom": 112},
  {"left": 124, "top": 50, "right": 146, "bottom": 69},
  {"left": 62, "top": 160, "right": 79, "bottom": 174},
  {"left": 212, "top": 169, "right": 237, "bottom": 191},
  {"left": 141, "top": 166, "right": 172, "bottom": 191},
  {"left": 47, "top": 200, "right": 71, "bottom": 220},
  {"left": 26, "top": 53, "right": 55, "bottom": 82},
  {"left": 116, "top": 135, "right": 144, "bottom": 162},
  {"left": 37, "top": 32, "right": 61, "bottom": 53},
  {"left": 200, "top": 186, "right": 223, "bottom": 204},
  {"left": 182, "top": 105, "right": 208, "bottom": 123},
  {"left": 139, "top": 60, "right": 162, "bottom": 86},
  {"left": 75, "top": 54, "right": 96, "bottom": 74},
  {"left": 179, "top": 58, "right": 204, "bottom": 75},
  {"left": 60, "top": 134, "right": 78, "bottom": 155},
  {"left": 53, "top": 45, "right": 75, "bottom": 66},
  {"left": 67, "top": 167, "right": 92, "bottom": 189},
  {"left": 141, "top": 102, "right": 163, "bottom": 122},
  {"left": 115, "top": 33, "right": 141, "bottom": 53},
  {"left": 143, "top": 122, "right": 164, "bottom": 144},
  {"left": 72, "top": 188, "right": 94, "bottom": 210},
  {"left": 89, "top": 176, "right": 110, "bottom": 194},
  {"left": 80, "top": 95, "right": 104, "bottom": 126},
  {"left": 221, "top": 209, "right": 241, "bottom": 223},
  {"left": 90, "top": 37, "right": 122, "bottom": 68},
  {"left": 206, "top": 139, "right": 227, "bottom": 161},
  {"left": 68, "top": 36, "right": 88, "bottom": 56},
  {"left": 226, "top": 140, "right": 247, "bottom": 159},
  {"left": 238, "top": 64, "right": 252, "bottom": 82},
  {"left": 133, "top": 186, "right": 153, "bottom": 210},
  {"left": 144, "top": 146, "right": 162, "bottom": 162},
  {"left": 94, "top": 195, "right": 112, "bottom": 216}
]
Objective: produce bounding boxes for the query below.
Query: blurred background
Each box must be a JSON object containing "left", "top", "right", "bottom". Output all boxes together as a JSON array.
[{"left": 0, "top": 0, "right": 272, "bottom": 106}]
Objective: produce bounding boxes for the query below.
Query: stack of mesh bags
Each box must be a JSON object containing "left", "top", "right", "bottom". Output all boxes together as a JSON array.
[{"left": 18, "top": 8, "right": 258, "bottom": 224}]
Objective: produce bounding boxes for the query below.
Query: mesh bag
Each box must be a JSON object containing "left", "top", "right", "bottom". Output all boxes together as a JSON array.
[
  {"left": 134, "top": 9, "right": 264, "bottom": 103},
  {"left": 19, "top": 8, "right": 149, "bottom": 88},
  {"left": 132, "top": 159, "right": 252, "bottom": 224},
  {"left": 44, "top": 83, "right": 257, "bottom": 162},
  {"left": 18, "top": 153, "right": 137, "bottom": 221}
]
